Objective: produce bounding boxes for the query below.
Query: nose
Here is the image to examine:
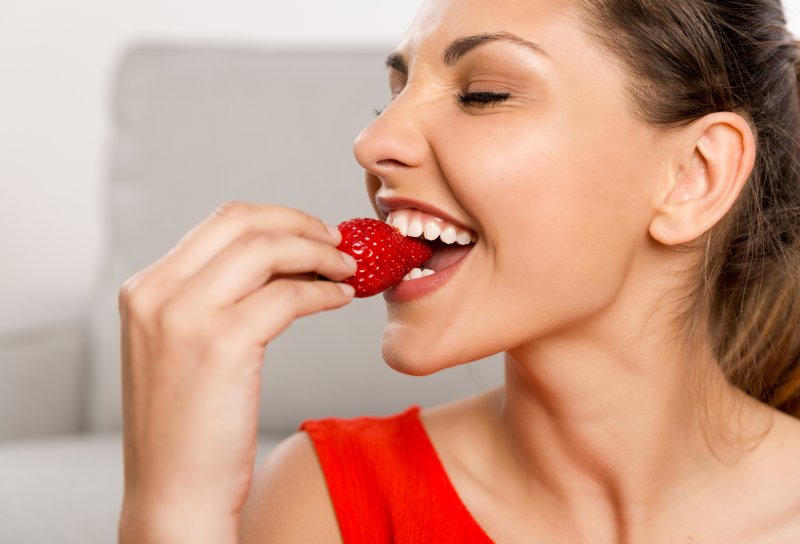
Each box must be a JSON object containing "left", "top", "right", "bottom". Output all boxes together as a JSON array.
[{"left": 353, "top": 92, "right": 431, "bottom": 179}]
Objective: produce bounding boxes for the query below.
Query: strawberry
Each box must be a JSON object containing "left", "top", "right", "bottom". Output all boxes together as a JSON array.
[{"left": 336, "top": 218, "right": 433, "bottom": 298}]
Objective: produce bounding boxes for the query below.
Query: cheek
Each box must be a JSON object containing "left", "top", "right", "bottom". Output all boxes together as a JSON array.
[
  {"left": 380, "top": 105, "right": 659, "bottom": 371},
  {"left": 442, "top": 112, "right": 655, "bottom": 325}
]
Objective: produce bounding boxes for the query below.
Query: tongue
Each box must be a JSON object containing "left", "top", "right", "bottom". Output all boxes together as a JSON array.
[{"left": 423, "top": 244, "right": 473, "bottom": 272}]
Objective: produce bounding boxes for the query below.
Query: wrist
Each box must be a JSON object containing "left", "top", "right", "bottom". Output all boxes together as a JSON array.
[{"left": 119, "top": 498, "right": 240, "bottom": 544}]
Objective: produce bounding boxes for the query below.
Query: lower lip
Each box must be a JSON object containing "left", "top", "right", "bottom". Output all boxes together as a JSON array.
[{"left": 383, "top": 246, "right": 474, "bottom": 303}]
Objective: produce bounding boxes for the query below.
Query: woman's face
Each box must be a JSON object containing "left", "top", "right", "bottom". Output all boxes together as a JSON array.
[{"left": 354, "top": 0, "right": 669, "bottom": 374}]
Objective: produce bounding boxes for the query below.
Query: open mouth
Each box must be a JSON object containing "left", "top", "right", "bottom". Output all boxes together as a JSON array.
[{"left": 385, "top": 209, "right": 478, "bottom": 281}]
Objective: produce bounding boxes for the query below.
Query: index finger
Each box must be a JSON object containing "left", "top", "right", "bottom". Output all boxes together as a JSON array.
[{"left": 155, "top": 201, "right": 341, "bottom": 284}]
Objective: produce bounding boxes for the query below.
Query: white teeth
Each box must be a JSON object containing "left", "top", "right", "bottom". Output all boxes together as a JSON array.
[
  {"left": 386, "top": 210, "right": 477, "bottom": 246},
  {"left": 440, "top": 226, "right": 457, "bottom": 245},
  {"left": 407, "top": 219, "right": 424, "bottom": 238},
  {"left": 423, "top": 221, "right": 442, "bottom": 241},
  {"left": 456, "top": 231, "right": 472, "bottom": 245},
  {"left": 391, "top": 214, "right": 409, "bottom": 236},
  {"left": 402, "top": 268, "right": 436, "bottom": 281}
]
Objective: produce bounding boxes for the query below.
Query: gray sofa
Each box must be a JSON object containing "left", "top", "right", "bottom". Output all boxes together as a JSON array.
[{"left": 0, "top": 45, "right": 502, "bottom": 543}]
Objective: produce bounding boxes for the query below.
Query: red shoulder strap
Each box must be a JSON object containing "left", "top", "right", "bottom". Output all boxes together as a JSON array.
[{"left": 299, "top": 406, "right": 493, "bottom": 544}]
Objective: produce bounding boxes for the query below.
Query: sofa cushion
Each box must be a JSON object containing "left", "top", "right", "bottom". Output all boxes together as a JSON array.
[
  {"left": 0, "top": 294, "right": 86, "bottom": 440},
  {"left": 0, "top": 432, "right": 284, "bottom": 543},
  {"left": 87, "top": 45, "right": 503, "bottom": 432}
]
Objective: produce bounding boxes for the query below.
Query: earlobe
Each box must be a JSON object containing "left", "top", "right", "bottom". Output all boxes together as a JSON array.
[{"left": 649, "top": 113, "right": 756, "bottom": 246}]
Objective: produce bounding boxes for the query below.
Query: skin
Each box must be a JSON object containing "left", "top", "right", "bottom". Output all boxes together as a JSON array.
[{"left": 119, "top": 0, "right": 800, "bottom": 543}]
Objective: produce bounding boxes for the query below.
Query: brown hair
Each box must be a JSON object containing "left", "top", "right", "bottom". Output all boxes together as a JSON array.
[{"left": 578, "top": 0, "right": 800, "bottom": 417}]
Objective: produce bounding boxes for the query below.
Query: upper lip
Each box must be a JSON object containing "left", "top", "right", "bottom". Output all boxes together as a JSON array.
[{"left": 375, "top": 196, "right": 477, "bottom": 235}]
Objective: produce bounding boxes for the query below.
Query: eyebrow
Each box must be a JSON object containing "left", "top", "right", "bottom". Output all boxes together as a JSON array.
[
  {"left": 385, "top": 31, "right": 551, "bottom": 74},
  {"left": 444, "top": 32, "right": 551, "bottom": 65}
]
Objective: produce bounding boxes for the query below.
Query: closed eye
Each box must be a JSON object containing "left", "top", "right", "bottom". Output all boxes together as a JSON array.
[
  {"left": 375, "top": 92, "right": 511, "bottom": 117},
  {"left": 456, "top": 91, "right": 511, "bottom": 107}
]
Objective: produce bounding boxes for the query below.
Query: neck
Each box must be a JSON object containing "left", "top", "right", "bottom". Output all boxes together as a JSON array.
[{"left": 490, "top": 259, "right": 772, "bottom": 542}]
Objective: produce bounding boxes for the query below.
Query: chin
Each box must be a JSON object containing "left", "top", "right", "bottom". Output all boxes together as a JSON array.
[
  {"left": 381, "top": 341, "right": 448, "bottom": 377},
  {"left": 380, "top": 321, "right": 500, "bottom": 377},
  {"left": 380, "top": 326, "right": 463, "bottom": 377}
]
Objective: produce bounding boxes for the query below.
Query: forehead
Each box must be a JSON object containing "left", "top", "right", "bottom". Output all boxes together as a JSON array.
[
  {"left": 397, "top": 0, "right": 586, "bottom": 64},
  {"left": 391, "top": 0, "right": 648, "bottom": 146}
]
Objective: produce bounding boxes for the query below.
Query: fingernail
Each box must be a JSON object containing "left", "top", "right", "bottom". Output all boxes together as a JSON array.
[
  {"left": 338, "top": 283, "right": 356, "bottom": 297},
  {"left": 325, "top": 222, "right": 341, "bottom": 243},
  {"left": 340, "top": 251, "right": 357, "bottom": 268}
]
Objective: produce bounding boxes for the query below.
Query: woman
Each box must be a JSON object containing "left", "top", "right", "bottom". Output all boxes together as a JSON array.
[{"left": 118, "top": 0, "right": 800, "bottom": 542}]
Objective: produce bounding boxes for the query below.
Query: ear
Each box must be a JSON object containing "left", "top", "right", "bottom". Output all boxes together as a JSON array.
[{"left": 649, "top": 112, "right": 756, "bottom": 246}]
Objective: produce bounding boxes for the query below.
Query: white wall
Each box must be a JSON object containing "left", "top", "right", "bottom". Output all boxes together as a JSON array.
[
  {"left": 1, "top": 0, "right": 799, "bottom": 311},
  {"left": 790, "top": 0, "right": 800, "bottom": 33},
  {"left": 0, "top": 0, "right": 423, "bottom": 310}
]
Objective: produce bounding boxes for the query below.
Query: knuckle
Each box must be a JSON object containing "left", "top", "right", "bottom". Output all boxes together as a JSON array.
[
  {"left": 118, "top": 275, "right": 136, "bottom": 309},
  {"left": 213, "top": 200, "right": 251, "bottom": 223},
  {"left": 239, "top": 231, "right": 275, "bottom": 250},
  {"left": 289, "top": 207, "right": 320, "bottom": 234},
  {"left": 119, "top": 272, "right": 157, "bottom": 320},
  {"left": 238, "top": 233, "right": 281, "bottom": 268},
  {"left": 301, "top": 210, "right": 316, "bottom": 228},
  {"left": 272, "top": 279, "right": 303, "bottom": 301},
  {"left": 306, "top": 212, "right": 329, "bottom": 237}
]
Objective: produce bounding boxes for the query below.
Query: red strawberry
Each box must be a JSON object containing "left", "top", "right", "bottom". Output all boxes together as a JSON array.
[{"left": 337, "top": 218, "right": 433, "bottom": 298}]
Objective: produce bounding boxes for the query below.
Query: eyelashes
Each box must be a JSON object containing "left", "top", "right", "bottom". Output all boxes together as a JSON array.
[
  {"left": 456, "top": 91, "right": 511, "bottom": 107},
  {"left": 374, "top": 91, "right": 510, "bottom": 117}
]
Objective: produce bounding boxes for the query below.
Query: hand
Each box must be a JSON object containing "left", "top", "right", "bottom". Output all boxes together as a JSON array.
[{"left": 117, "top": 202, "right": 357, "bottom": 543}]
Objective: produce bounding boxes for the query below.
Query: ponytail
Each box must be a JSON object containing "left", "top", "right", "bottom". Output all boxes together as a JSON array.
[
  {"left": 747, "top": 42, "right": 800, "bottom": 416},
  {"left": 705, "top": 34, "right": 800, "bottom": 418},
  {"left": 581, "top": 1, "right": 800, "bottom": 418}
]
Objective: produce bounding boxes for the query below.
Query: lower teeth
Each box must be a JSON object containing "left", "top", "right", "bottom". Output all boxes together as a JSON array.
[{"left": 403, "top": 268, "right": 436, "bottom": 281}]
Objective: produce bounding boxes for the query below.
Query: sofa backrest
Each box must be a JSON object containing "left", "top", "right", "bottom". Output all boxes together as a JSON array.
[{"left": 86, "top": 45, "right": 502, "bottom": 433}]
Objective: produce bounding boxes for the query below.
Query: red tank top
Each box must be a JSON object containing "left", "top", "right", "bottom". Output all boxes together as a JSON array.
[{"left": 298, "top": 405, "right": 494, "bottom": 543}]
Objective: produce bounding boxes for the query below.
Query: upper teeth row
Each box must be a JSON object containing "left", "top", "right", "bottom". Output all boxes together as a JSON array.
[{"left": 386, "top": 210, "right": 477, "bottom": 245}]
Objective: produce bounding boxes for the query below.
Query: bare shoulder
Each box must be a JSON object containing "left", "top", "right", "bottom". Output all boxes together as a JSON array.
[{"left": 239, "top": 432, "right": 342, "bottom": 544}]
